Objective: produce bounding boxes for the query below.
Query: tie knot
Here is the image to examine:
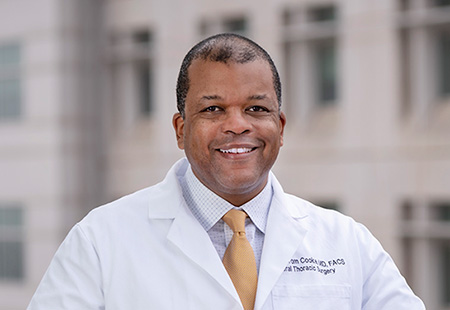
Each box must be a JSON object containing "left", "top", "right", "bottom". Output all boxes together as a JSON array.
[{"left": 222, "top": 209, "right": 247, "bottom": 233}]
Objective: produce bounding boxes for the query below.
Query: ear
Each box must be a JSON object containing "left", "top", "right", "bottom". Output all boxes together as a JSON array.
[
  {"left": 172, "top": 113, "right": 185, "bottom": 150},
  {"left": 279, "top": 111, "right": 286, "bottom": 147}
]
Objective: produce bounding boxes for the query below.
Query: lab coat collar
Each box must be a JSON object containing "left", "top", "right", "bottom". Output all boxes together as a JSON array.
[{"left": 147, "top": 158, "right": 189, "bottom": 219}]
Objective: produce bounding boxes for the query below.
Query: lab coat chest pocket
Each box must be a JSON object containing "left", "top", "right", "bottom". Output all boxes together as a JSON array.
[{"left": 272, "top": 284, "right": 351, "bottom": 310}]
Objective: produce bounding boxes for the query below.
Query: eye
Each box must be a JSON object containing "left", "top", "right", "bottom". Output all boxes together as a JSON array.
[
  {"left": 247, "top": 106, "right": 269, "bottom": 113},
  {"left": 201, "top": 106, "right": 222, "bottom": 113}
]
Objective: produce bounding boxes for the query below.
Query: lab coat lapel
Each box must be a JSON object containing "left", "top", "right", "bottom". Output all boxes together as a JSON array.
[
  {"left": 148, "top": 159, "right": 241, "bottom": 306},
  {"left": 166, "top": 205, "right": 241, "bottom": 304},
  {"left": 255, "top": 174, "right": 308, "bottom": 310}
]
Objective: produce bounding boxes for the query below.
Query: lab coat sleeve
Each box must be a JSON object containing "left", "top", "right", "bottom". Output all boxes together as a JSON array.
[
  {"left": 27, "top": 224, "right": 104, "bottom": 310},
  {"left": 357, "top": 223, "right": 426, "bottom": 310}
]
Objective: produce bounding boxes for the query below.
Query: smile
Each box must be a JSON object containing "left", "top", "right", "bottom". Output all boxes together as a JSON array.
[{"left": 219, "top": 147, "right": 255, "bottom": 154}]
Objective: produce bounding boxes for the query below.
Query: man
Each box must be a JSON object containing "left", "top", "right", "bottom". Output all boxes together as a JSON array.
[{"left": 28, "top": 33, "right": 425, "bottom": 309}]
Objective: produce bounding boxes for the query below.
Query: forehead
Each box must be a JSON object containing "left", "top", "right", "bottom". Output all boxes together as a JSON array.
[
  {"left": 187, "top": 59, "right": 274, "bottom": 95},
  {"left": 189, "top": 56, "right": 271, "bottom": 74}
]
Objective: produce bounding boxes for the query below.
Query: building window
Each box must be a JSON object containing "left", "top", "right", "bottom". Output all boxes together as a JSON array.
[
  {"left": 434, "top": 0, "right": 450, "bottom": 6},
  {"left": 0, "top": 43, "right": 21, "bottom": 120},
  {"left": 315, "top": 40, "right": 337, "bottom": 105},
  {"left": 132, "top": 31, "right": 153, "bottom": 116},
  {"left": 435, "top": 202, "right": 450, "bottom": 306},
  {"left": 434, "top": 203, "right": 450, "bottom": 221},
  {"left": 136, "top": 60, "right": 152, "bottom": 115},
  {"left": 308, "top": 5, "right": 338, "bottom": 106},
  {"left": 199, "top": 16, "right": 248, "bottom": 38},
  {"left": 401, "top": 201, "right": 450, "bottom": 309},
  {"left": 108, "top": 29, "right": 155, "bottom": 128},
  {"left": 223, "top": 17, "right": 248, "bottom": 36},
  {"left": 399, "top": 0, "right": 411, "bottom": 10},
  {"left": 0, "top": 205, "right": 24, "bottom": 280},
  {"left": 283, "top": 4, "right": 339, "bottom": 115},
  {"left": 308, "top": 5, "right": 337, "bottom": 22},
  {"left": 440, "top": 242, "right": 450, "bottom": 305},
  {"left": 436, "top": 29, "right": 450, "bottom": 98},
  {"left": 397, "top": 0, "right": 450, "bottom": 119}
]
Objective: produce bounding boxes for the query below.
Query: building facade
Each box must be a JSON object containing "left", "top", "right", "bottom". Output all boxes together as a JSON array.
[{"left": 0, "top": 0, "right": 449, "bottom": 309}]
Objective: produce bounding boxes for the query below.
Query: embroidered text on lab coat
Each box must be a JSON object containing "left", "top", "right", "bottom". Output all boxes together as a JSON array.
[{"left": 284, "top": 257, "right": 346, "bottom": 276}]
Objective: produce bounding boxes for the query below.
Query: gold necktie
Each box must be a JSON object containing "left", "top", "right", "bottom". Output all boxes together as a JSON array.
[{"left": 222, "top": 209, "right": 258, "bottom": 310}]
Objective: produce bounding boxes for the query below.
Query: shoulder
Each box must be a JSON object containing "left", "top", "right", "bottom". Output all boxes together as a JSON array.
[
  {"left": 79, "top": 186, "right": 155, "bottom": 231},
  {"left": 281, "top": 192, "right": 371, "bottom": 241},
  {"left": 284, "top": 193, "right": 354, "bottom": 224},
  {"left": 270, "top": 172, "right": 364, "bottom": 237},
  {"left": 79, "top": 158, "right": 188, "bottom": 230}
]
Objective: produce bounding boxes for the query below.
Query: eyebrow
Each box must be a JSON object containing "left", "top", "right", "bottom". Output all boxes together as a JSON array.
[
  {"left": 201, "top": 95, "right": 222, "bottom": 101},
  {"left": 248, "top": 94, "right": 268, "bottom": 101},
  {"left": 200, "top": 94, "right": 268, "bottom": 101}
]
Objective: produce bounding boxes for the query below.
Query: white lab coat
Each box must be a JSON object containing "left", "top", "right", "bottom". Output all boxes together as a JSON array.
[{"left": 28, "top": 158, "right": 425, "bottom": 310}]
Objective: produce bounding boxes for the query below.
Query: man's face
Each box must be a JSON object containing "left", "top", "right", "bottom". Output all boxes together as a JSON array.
[{"left": 173, "top": 59, "right": 286, "bottom": 206}]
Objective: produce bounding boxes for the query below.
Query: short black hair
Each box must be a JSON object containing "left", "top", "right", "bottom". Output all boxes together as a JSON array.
[{"left": 176, "top": 33, "right": 282, "bottom": 118}]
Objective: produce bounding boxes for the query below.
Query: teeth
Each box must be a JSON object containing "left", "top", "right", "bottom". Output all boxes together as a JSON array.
[{"left": 220, "top": 148, "right": 253, "bottom": 154}]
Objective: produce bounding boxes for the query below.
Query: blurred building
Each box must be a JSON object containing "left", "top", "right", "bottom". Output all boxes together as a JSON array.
[{"left": 0, "top": 0, "right": 449, "bottom": 309}]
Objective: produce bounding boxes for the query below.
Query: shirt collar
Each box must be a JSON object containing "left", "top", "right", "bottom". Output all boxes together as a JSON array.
[{"left": 180, "top": 165, "right": 272, "bottom": 233}]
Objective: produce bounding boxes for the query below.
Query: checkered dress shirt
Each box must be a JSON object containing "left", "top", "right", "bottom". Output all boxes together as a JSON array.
[{"left": 179, "top": 165, "right": 272, "bottom": 272}]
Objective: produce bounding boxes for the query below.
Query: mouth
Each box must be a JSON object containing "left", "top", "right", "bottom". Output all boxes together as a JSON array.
[{"left": 218, "top": 147, "right": 256, "bottom": 154}]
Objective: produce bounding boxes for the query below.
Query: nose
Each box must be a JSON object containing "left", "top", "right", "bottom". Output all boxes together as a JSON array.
[{"left": 222, "top": 109, "right": 251, "bottom": 135}]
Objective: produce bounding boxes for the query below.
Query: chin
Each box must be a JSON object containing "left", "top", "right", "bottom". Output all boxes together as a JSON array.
[{"left": 219, "top": 174, "right": 266, "bottom": 194}]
